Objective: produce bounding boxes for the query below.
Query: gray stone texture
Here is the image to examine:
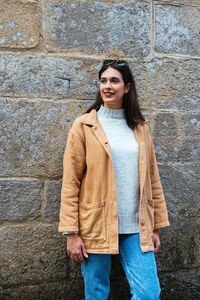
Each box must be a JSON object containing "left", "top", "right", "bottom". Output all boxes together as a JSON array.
[
  {"left": 159, "top": 164, "right": 199, "bottom": 220},
  {"left": 0, "top": 281, "right": 85, "bottom": 300},
  {"left": 159, "top": 271, "right": 200, "bottom": 300},
  {"left": 0, "top": 98, "right": 90, "bottom": 177},
  {"left": 0, "top": 55, "right": 99, "bottom": 99},
  {"left": 0, "top": 224, "right": 67, "bottom": 286},
  {"left": 154, "top": 0, "right": 200, "bottom": 4},
  {"left": 44, "top": 179, "right": 62, "bottom": 221},
  {"left": 0, "top": 0, "right": 39, "bottom": 49},
  {"left": 157, "top": 219, "right": 200, "bottom": 270},
  {"left": 155, "top": 4, "right": 200, "bottom": 56},
  {"left": 43, "top": 0, "right": 151, "bottom": 57},
  {"left": 137, "top": 58, "right": 200, "bottom": 112},
  {"left": 0, "top": 179, "right": 41, "bottom": 221},
  {"left": 0, "top": 0, "right": 200, "bottom": 298},
  {"left": 151, "top": 112, "right": 200, "bottom": 162},
  {"left": 0, "top": 56, "right": 200, "bottom": 113},
  {"left": 157, "top": 164, "right": 200, "bottom": 270}
]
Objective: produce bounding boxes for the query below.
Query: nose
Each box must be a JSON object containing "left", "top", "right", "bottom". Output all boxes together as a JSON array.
[{"left": 105, "top": 80, "right": 111, "bottom": 89}]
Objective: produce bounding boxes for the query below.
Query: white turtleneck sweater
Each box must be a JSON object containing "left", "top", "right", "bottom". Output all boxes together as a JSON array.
[{"left": 97, "top": 105, "right": 140, "bottom": 234}]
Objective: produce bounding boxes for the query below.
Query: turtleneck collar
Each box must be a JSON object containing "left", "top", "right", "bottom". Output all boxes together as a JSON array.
[{"left": 97, "top": 104, "right": 125, "bottom": 120}]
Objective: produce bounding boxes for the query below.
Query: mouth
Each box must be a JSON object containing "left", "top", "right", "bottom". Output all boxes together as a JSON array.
[{"left": 104, "top": 92, "right": 114, "bottom": 97}]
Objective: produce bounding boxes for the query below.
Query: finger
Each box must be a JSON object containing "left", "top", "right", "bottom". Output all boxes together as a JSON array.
[
  {"left": 81, "top": 244, "right": 88, "bottom": 258},
  {"left": 153, "top": 238, "right": 157, "bottom": 252},
  {"left": 71, "top": 252, "right": 84, "bottom": 263},
  {"left": 157, "top": 241, "right": 161, "bottom": 251},
  {"left": 154, "top": 240, "right": 160, "bottom": 253},
  {"left": 78, "top": 253, "right": 85, "bottom": 264},
  {"left": 74, "top": 250, "right": 85, "bottom": 263},
  {"left": 71, "top": 254, "right": 80, "bottom": 262},
  {"left": 154, "top": 245, "right": 158, "bottom": 253}
]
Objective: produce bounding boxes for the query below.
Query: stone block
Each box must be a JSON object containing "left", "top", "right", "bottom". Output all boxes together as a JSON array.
[
  {"left": 43, "top": 0, "right": 151, "bottom": 57},
  {"left": 138, "top": 58, "right": 200, "bottom": 112},
  {"left": 0, "top": 281, "right": 84, "bottom": 300},
  {"left": 182, "top": 113, "right": 200, "bottom": 136},
  {"left": 0, "top": 179, "right": 41, "bottom": 221},
  {"left": 159, "top": 164, "right": 199, "bottom": 219},
  {"left": 156, "top": 218, "right": 200, "bottom": 271},
  {"left": 155, "top": 4, "right": 200, "bottom": 56},
  {"left": 0, "top": 55, "right": 100, "bottom": 99},
  {"left": 0, "top": 0, "right": 39, "bottom": 49},
  {"left": 159, "top": 271, "right": 200, "bottom": 300},
  {"left": 0, "top": 98, "right": 91, "bottom": 177},
  {"left": 154, "top": 137, "right": 200, "bottom": 163},
  {"left": 150, "top": 112, "right": 200, "bottom": 162},
  {"left": 156, "top": 164, "right": 200, "bottom": 271},
  {"left": 0, "top": 224, "right": 68, "bottom": 286},
  {"left": 44, "top": 180, "right": 62, "bottom": 221}
]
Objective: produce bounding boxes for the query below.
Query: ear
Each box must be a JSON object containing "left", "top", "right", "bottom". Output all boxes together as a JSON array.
[{"left": 124, "top": 83, "right": 131, "bottom": 94}]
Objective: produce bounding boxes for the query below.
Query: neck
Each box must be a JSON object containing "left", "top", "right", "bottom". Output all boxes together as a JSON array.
[{"left": 103, "top": 102, "right": 123, "bottom": 110}]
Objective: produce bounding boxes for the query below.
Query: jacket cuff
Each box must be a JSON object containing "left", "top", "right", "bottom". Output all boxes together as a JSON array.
[
  {"left": 58, "top": 225, "right": 79, "bottom": 232},
  {"left": 154, "top": 220, "right": 170, "bottom": 230}
]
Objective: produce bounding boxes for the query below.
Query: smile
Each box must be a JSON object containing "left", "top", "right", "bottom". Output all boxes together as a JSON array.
[{"left": 104, "top": 92, "right": 114, "bottom": 97}]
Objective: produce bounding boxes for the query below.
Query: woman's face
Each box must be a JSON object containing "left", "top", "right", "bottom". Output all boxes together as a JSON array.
[{"left": 99, "top": 67, "right": 130, "bottom": 109}]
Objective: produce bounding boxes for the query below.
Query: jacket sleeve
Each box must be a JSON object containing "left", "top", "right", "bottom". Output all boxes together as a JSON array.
[
  {"left": 148, "top": 131, "right": 170, "bottom": 230},
  {"left": 58, "top": 123, "right": 86, "bottom": 232}
]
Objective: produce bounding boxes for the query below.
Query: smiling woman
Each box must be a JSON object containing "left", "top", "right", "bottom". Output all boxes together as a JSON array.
[
  {"left": 58, "top": 59, "right": 170, "bottom": 300},
  {"left": 99, "top": 67, "right": 130, "bottom": 109}
]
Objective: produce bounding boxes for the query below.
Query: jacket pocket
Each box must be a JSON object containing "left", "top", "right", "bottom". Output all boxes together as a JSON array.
[{"left": 79, "top": 200, "right": 106, "bottom": 241}]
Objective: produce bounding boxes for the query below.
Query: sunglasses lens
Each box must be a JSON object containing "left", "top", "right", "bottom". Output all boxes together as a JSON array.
[
  {"left": 117, "top": 60, "right": 128, "bottom": 66},
  {"left": 103, "top": 60, "right": 114, "bottom": 66},
  {"left": 103, "top": 60, "right": 128, "bottom": 67},
  {"left": 118, "top": 62, "right": 127, "bottom": 66}
]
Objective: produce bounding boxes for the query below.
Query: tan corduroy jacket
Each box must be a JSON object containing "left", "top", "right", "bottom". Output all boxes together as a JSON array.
[{"left": 58, "top": 109, "right": 170, "bottom": 253}]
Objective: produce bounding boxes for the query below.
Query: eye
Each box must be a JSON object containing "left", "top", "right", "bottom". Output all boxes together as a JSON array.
[
  {"left": 100, "top": 79, "right": 106, "bottom": 83},
  {"left": 112, "top": 78, "right": 118, "bottom": 83}
]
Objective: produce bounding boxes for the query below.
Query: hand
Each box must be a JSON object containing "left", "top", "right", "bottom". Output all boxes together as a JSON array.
[
  {"left": 152, "top": 229, "right": 160, "bottom": 253},
  {"left": 67, "top": 234, "right": 88, "bottom": 263}
]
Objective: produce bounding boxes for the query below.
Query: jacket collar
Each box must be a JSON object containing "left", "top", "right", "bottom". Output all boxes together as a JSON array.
[{"left": 80, "top": 109, "right": 96, "bottom": 126}]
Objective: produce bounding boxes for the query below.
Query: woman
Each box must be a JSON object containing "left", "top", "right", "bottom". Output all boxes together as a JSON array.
[{"left": 58, "top": 60, "right": 170, "bottom": 299}]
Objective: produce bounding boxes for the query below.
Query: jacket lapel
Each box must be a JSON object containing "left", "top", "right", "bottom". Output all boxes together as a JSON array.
[{"left": 80, "top": 109, "right": 113, "bottom": 160}]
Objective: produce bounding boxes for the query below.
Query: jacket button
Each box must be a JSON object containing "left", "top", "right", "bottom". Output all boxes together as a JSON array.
[{"left": 141, "top": 220, "right": 145, "bottom": 226}]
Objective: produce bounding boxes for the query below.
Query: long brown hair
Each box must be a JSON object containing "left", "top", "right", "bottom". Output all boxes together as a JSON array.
[{"left": 86, "top": 61, "right": 145, "bottom": 129}]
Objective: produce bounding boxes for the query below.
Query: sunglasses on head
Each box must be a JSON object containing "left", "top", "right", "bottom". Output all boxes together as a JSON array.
[{"left": 103, "top": 60, "right": 129, "bottom": 67}]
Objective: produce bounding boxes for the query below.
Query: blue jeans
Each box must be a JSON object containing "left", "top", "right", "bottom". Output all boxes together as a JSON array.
[{"left": 81, "top": 233, "right": 160, "bottom": 300}]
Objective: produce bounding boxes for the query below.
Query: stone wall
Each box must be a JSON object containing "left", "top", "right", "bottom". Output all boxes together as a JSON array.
[{"left": 0, "top": 0, "right": 199, "bottom": 299}]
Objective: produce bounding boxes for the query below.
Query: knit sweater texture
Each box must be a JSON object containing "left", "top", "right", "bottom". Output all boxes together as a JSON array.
[{"left": 97, "top": 105, "right": 140, "bottom": 234}]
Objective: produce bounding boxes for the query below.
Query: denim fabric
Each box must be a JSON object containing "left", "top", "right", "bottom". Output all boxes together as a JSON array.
[{"left": 81, "top": 233, "right": 160, "bottom": 300}]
